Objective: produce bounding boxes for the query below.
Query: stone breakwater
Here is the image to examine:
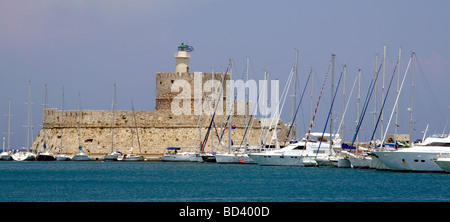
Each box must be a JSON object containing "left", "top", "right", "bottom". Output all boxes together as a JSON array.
[{"left": 32, "top": 108, "right": 292, "bottom": 155}]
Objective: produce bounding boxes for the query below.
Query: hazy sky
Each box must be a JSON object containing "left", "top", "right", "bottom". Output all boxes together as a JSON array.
[{"left": 1, "top": 0, "right": 449, "bottom": 148}]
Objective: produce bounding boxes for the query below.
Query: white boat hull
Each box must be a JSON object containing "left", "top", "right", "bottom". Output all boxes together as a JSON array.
[
  {"left": 56, "top": 155, "right": 71, "bottom": 161},
  {"left": 0, "top": 152, "right": 12, "bottom": 161},
  {"left": 72, "top": 154, "right": 91, "bottom": 161},
  {"left": 337, "top": 157, "right": 351, "bottom": 168},
  {"left": 12, "top": 152, "right": 36, "bottom": 161},
  {"left": 104, "top": 153, "right": 120, "bottom": 161},
  {"left": 372, "top": 150, "right": 447, "bottom": 172},
  {"left": 434, "top": 157, "right": 450, "bottom": 173},
  {"left": 249, "top": 153, "right": 309, "bottom": 166},
  {"left": 120, "top": 155, "right": 143, "bottom": 161},
  {"left": 348, "top": 156, "right": 373, "bottom": 169},
  {"left": 215, "top": 153, "right": 256, "bottom": 164},
  {"left": 161, "top": 152, "right": 195, "bottom": 162}
]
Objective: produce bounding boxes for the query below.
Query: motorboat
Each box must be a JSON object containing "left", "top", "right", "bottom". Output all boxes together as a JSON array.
[
  {"left": 161, "top": 147, "right": 200, "bottom": 162},
  {"left": 119, "top": 153, "right": 143, "bottom": 161},
  {"left": 72, "top": 150, "right": 91, "bottom": 161},
  {"left": 12, "top": 151, "right": 36, "bottom": 161},
  {"left": 371, "top": 134, "right": 450, "bottom": 172},
  {"left": 36, "top": 151, "right": 56, "bottom": 161},
  {"left": 0, "top": 151, "right": 12, "bottom": 161},
  {"left": 104, "top": 151, "right": 121, "bottom": 161},
  {"left": 55, "top": 154, "right": 71, "bottom": 161},
  {"left": 248, "top": 132, "right": 340, "bottom": 166}
]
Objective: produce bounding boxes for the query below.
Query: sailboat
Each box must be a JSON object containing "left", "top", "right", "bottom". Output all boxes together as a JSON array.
[
  {"left": 12, "top": 81, "right": 36, "bottom": 161},
  {"left": 104, "top": 84, "right": 121, "bottom": 161},
  {"left": 1, "top": 97, "right": 13, "bottom": 161},
  {"left": 72, "top": 94, "right": 91, "bottom": 161},
  {"left": 37, "top": 84, "right": 56, "bottom": 161},
  {"left": 119, "top": 101, "right": 143, "bottom": 161},
  {"left": 56, "top": 87, "right": 71, "bottom": 161}
]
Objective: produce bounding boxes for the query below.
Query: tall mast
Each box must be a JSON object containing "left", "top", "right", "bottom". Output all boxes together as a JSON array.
[
  {"left": 111, "top": 84, "right": 117, "bottom": 153},
  {"left": 291, "top": 49, "right": 299, "bottom": 141},
  {"left": 78, "top": 93, "right": 81, "bottom": 150},
  {"left": 309, "top": 68, "right": 314, "bottom": 130},
  {"left": 245, "top": 57, "right": 249, "bottom": 147},
  {"left": 330, "top": 54, "right": 335, "bottom": 145},
  {"left": 7, "top": 96, "right": 11, "bottom": 150},
  {"left": 60, "top": 86, "right": 64, "bottom": 152},
  {"left": 341, "top": 65, "right": 346, "bottom": 141},
  {"left": 380, "top": 45, "right": 386, "bottom": 140},
  {"left": 26, "top": 80, "right": 33, "bottom": 150},
  {"left": 211, "top": 67, "right": 214, "bottom": 151},
  {"left": 409, "top": 52, "right": 415, "bottom": 146},
  {"left": 198, "top": 72, "right": 202, "bottom": 151},
  {"left": 227, "top": 58, "right": 233, "bottom": 153},
  {"left": 395, "top": 48, "right": 401, "bottom": 143},
  {"left": 43, "top": 84, "right": 47, "bottom": 151},
  {"left": 356, "top": 69, "right": 361, "bottom": 149},
  {"left": 373, "top": 54, "right": 378, "bottom": 135}
]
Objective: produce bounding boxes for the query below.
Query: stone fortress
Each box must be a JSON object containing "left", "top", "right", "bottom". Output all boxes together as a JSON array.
[{"left": 31, "top": 43, "right": 293, "bottom": 157}]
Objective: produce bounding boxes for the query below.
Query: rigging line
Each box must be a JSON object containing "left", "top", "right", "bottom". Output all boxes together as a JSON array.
[
  {"left": 316, "top": 70, "right": 344, "bottom": 157},
  {"left": 284, "top": 70, "right": 311, "bottom": 145},
  {"left": 265, "top": 66, "right": 295, "bottom": 146},
  {"left": 238, "top": 77, "right": 267, "bottom": 149},
  {"left": 382, "top": 55, "right": 413, "bottom": 145},
  {"left": 370, "top": 63, "right": 398, "bottom": 143},
  {"left": 304, "top": 57, "right": 333, "bottom": 146},
  {"left": 414, "top": 55, "right": 446, "bottom": 123},
  {"left": 202, "top": 67, "right": 228, "bottom": 151},
  {"left": 351, "top": 63, "right": 383, "bottom": 147},
  {"left": 336, "top": 73, "right": 358, "bottom": 139}
]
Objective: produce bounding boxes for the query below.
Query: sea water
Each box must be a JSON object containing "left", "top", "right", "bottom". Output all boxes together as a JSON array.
[{"left": 0, "top": 161, "right": 448, "bottom": 202}]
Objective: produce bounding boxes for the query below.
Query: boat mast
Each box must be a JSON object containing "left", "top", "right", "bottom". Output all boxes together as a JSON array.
[
  {"left": 356, "top": 68, "right": 361, "bottom": 149},
  {"left": 26, "top": 80, "right": 33, "bottom": 151},
  {"left": 291, "top": 49, "right": 299, "bottom": 141},
  {"left": 228, "top": 58, "right": 233, "bottom": 154},
  {"left": 245, "top": 57, "right": 249, "bottom": 147},
  {"left": 7, "top": 96, "right": 11, "bottom": 151},
  {"left": 409, "top": 52, "right": 415, "bottom": 146},
  {"left": 42, "top": 84, "right": 48, "bottom": 152},
  {"left": 341, "top": 65, "right": 346, "bottom": 142},
  {"left": 211, "top": 67, "right": 214, "bottom": 152},
  {"left": 395, "top": 48, "right": 401, "bottom": 144},
  {"left": 78, "top": 93, "right": 82, "bottom": 151},
  {"left": 60, "top": 86, "right": 64, "bottom": 153},
  {"left": 380, "top": 45, "right": 386, "bottom": 140},
  {"left": 309, "top": 68, "right": 314, "bottom": 131},
  {"left": 330, "top": 54, "right": 335, "bottom": 147},
  {"left": 111, "top": 84, "right": 117, "bottom": 153},
  {"left": 373, "top": 54, "right": 378, "bottom": 137}
]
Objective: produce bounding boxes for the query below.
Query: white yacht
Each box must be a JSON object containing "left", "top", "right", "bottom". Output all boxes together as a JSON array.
[
  {"left": 372, "top": 134, "right": 450, "bottom": 172},
  {"left": 0, "top": 151, "right": 12, "bottom": 161},
  {"left": 104, "top": 151, "right": 121, "bottom": 161},
  {"left": 55, "top": 154, "right": 71, "bottom": 161},
  {"left": 12, "top": 150, "right": 36, "bottom": 161},
  {"left": 215, "top": 146, "right": 259, "bottom": 164},
  {"left": 119, "top": 153, "right": 143, "bottom": 161},
  {"left": 248, "top": 133, "right": 340, "bottom": 167},
  {"left": 161, "top": 147, "right": 201, "bottom": 162},
  {"left": 72, "top": 150, "right": 91, "bottom": 161}
]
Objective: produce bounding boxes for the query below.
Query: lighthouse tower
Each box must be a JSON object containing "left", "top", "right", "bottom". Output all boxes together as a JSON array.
[{"left": 174, "top": 43, "right": 190, "bottom": 74}]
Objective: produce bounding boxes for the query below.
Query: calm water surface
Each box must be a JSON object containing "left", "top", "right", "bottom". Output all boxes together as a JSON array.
[{"left": 0, "top": 161, "right": 448, "bottom": 202}]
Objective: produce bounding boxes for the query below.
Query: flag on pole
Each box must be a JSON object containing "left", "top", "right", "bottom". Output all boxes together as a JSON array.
[{"left": 186, "top": 45, "right": 194, "bottom": 52}]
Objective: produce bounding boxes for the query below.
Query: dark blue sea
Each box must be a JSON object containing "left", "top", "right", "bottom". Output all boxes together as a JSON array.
[{"left": 0, "top": 161, "right": 448, "bottom": 202}]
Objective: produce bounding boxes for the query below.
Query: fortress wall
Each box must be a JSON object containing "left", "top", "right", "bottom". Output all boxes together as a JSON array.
[{"left": 33, "top": 108, "right": 293, "bottom": 155}]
